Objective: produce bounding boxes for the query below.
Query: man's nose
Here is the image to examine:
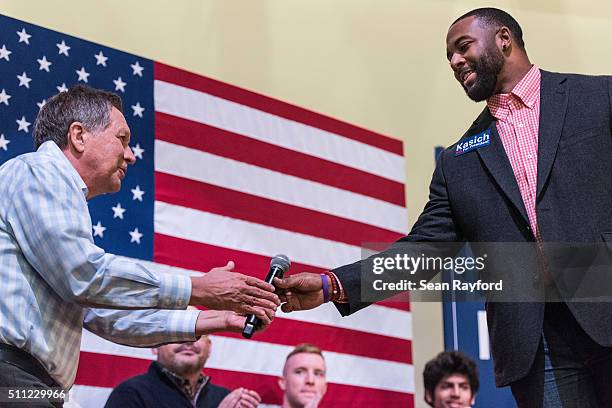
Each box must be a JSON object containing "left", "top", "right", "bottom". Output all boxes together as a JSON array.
[
  {"left": 125, "top": 145, "right": 136, "bottom": 164},
  {"left": 449, "top": 53, "right": 466, "bottom": 72}
]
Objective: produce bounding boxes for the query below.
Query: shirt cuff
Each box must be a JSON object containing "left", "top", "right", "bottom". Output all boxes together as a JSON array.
[
  {"left": 166, "top": 308, "right": 201, "bottom": 342},
  {"left": 158, "top": 273, "right": 192, "bottom": 309}
]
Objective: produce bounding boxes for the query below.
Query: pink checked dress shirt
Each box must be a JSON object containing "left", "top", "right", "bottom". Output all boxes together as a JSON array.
[{"left": 487, "top": 65, "right": 542, "bottom": 242}]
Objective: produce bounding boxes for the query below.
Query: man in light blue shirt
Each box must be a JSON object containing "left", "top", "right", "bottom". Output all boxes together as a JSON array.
[{"left": 0, "top": 85, "right": 278, "bottom": 404}]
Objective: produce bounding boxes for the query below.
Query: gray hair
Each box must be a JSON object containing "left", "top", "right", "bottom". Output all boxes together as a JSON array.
[{"left": 33, "top": 84, "right": 123, "bottom": 149}]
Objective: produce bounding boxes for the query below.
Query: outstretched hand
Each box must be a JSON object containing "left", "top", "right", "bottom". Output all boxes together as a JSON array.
[
  {"left": 195, "top": 309, "right": 275, "bottom": 336},
  {"left": 274, "top": 272, "right": 326, "bottom": 312},
  {"left": 190, "top": 261, "right": 280, "bottom": 316}
]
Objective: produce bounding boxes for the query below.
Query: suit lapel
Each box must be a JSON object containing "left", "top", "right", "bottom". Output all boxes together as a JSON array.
[
  {"left": 537, "top": 70, "right": 568, "bottom": 199},
  {"left": 472, "top": 110, "right": 530, "bottom": 223}
]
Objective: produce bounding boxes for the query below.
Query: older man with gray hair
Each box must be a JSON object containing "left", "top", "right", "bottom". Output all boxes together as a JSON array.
[{"left": 0, "top": 85, "right": 278, "bottom": 407}]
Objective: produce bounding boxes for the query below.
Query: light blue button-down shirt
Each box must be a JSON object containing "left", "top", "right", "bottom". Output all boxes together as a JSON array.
[{"left": 0, "top": 141, "right": 199, "bottom": 388}]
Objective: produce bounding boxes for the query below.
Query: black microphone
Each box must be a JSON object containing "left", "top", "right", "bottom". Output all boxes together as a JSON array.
[{"left": 242, "top": 254, "right": 291, "bottom": 339}]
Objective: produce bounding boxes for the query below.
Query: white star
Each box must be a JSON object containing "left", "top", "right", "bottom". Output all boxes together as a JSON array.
[
  {"left": 37, "top": 56, "right": 52, "bottom": 72},
  {"left": 131, "top": 185, "right": 145, "bottom": 201},
  {"left": 16, "top": 28, "right": 31, "bottom": 44},
  {"left": 17, "top": 72, "right": 32, "bottom": 88},
  {"left": 0, "top": 134, "right": 10, "bottom": 151},
  {"left": 111, "top": 203, "right": 126, "bottom": 219},
  {"left": 56, "top": 40, "right": 70, "bottom": 56},
  {"left": 92, "top": 221, "right": 106, "bottom": 238},
  {"left": 76, "top": 67, "right": 90, "bottom": 83},
  {"left": 0, "top": 44, "right": 12, "bottom": 61},
  {"left": 56, "top": 82, "right": 68, "bottom": 93},
  {"left": 37, "top": 99, "right": 46, "bottom": 110},
  {"left": 132, "top": 143, "right": 144, "bottom": 160},
  {"left": 131, "top": 102, "right": 145, "bottom": 118},
  {"left": 0, "top": 89, "right": 11, "bottom": 106},
  {"left": 113, "top": 77, "right": 126, "bottom": 92},
  {"left": 16, "top": 116, "right": 31, "bottom": 132},
  {"left": 129, "top": 228, "right": 143, "bottom": 244},
  {"left": 130, "top": 61, "right": 144, "bottom": 77},
  {"left": 94, "top": 51, "right": 108, "bottom": 67}
]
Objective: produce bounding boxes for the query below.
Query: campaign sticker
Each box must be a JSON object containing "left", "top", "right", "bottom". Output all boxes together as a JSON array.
[{"left": 455, "top": 129, "right": 491, "bottom": 156}]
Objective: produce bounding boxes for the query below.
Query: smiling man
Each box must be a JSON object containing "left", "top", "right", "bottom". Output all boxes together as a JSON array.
[
  {"left": 105, "top": 334, "right": 261, "bottom": 408},
  {"left": 278, "top": 344, "right": 328, "bottom": 408},
  {"left": 276, "top": 7, "right": 612, "bottom": 408},
  {"left": 445, "top": 8, "right": 530, "bottom": 103},
  {"left": 423, "top": 351, "right": 479, "bottom": 408}
]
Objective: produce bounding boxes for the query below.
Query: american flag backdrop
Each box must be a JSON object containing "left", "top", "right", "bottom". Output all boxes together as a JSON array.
[{"left": 0, "top": 14, "right": 414, "bottom": 407}]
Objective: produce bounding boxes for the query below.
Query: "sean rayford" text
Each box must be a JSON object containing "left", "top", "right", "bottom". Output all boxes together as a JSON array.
[{"left": 372, "top": 279, "right": 503, "bottom": 292}]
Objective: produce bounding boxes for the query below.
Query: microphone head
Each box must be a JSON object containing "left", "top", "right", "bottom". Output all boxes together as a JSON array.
[{"left": 270, "top": 254, "right": 291, "bottom": 272}]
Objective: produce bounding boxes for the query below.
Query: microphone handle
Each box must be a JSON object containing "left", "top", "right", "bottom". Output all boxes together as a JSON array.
[{"left": 242, "top": 265, "right": 285, "bottom": 338}]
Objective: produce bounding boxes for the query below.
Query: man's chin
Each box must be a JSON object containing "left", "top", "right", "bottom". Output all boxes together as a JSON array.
[
  {"left": 110, "top": 178, "right": 123, "bottom": 193},
  {"left": 168, "top": 360, "right": 202, "bottom": 375},
  {"left": 464, "top": 84, "right": 492, "bottom": 102},
  {"left": 442, "top": 403, "right": 468, "bottom": 408},
  {"left": 295, "top": 392, "right": 319, "bottom": 405},
  {"left": 174, "top": 355, "right": 200, "bottom": 365}
]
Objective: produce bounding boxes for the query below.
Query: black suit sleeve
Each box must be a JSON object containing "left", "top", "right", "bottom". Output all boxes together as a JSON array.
[{"left": 333, "top": 153, "right": 460, "bottom": 315}]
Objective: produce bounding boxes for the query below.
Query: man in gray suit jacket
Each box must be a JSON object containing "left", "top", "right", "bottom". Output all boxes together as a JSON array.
[{"left": 276, "top": 7, "right": 612, "bottom": 407}]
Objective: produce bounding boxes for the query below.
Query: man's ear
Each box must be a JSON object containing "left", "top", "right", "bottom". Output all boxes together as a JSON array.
[
  {"left": 277, "top": 377, "right": 286, "bottom": 391},
  {"left": 67, "top": 122, "right": 86, "bottom": 153},
  {"left": 497, "top": 26, "right": 512, "bottom": 52}
]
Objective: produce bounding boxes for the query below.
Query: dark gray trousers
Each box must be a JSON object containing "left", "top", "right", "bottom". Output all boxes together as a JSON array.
[
  {"left": 511, "top": 303, "right": 612, "bottom": 408},
  {"left": 0, "top": 362, "right": 63, "bottom": 407}
]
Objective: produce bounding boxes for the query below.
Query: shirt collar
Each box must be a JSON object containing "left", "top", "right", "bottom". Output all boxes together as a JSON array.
[
  {"left": 38, "top": 141, "right": 88, "bottom": 197},
  {"left": 487, "top": 64, "right": 541, "bottom": 121},
  {"left": 156, "top": 362, "right": 210, "bottom": 403}
]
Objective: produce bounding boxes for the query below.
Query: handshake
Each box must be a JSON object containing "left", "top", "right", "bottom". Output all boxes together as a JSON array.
[{"left": 188, "top": 257, "right": 331, "bottom": 337}]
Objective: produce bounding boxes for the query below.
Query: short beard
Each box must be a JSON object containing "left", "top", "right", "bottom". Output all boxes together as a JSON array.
[
  {"left": 462, "top": 45, "right": 504, "bottom": 102},
  {"left": 164, "top": 358, "right": 205, "bottom": 377}
]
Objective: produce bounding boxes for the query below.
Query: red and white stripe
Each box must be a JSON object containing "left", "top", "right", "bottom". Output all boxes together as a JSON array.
[{"left": 73, "top": 63, "right": 412, "bottom": 407}]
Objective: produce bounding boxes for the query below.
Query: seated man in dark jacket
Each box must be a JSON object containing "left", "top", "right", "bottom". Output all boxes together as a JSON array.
[{"left": 105, "top": 333, "right": 260, "bottom": 408}]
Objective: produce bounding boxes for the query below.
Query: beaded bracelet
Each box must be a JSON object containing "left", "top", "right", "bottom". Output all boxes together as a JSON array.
[{"left": 325, "top": 271, "right": 339, "bottom": 301}]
